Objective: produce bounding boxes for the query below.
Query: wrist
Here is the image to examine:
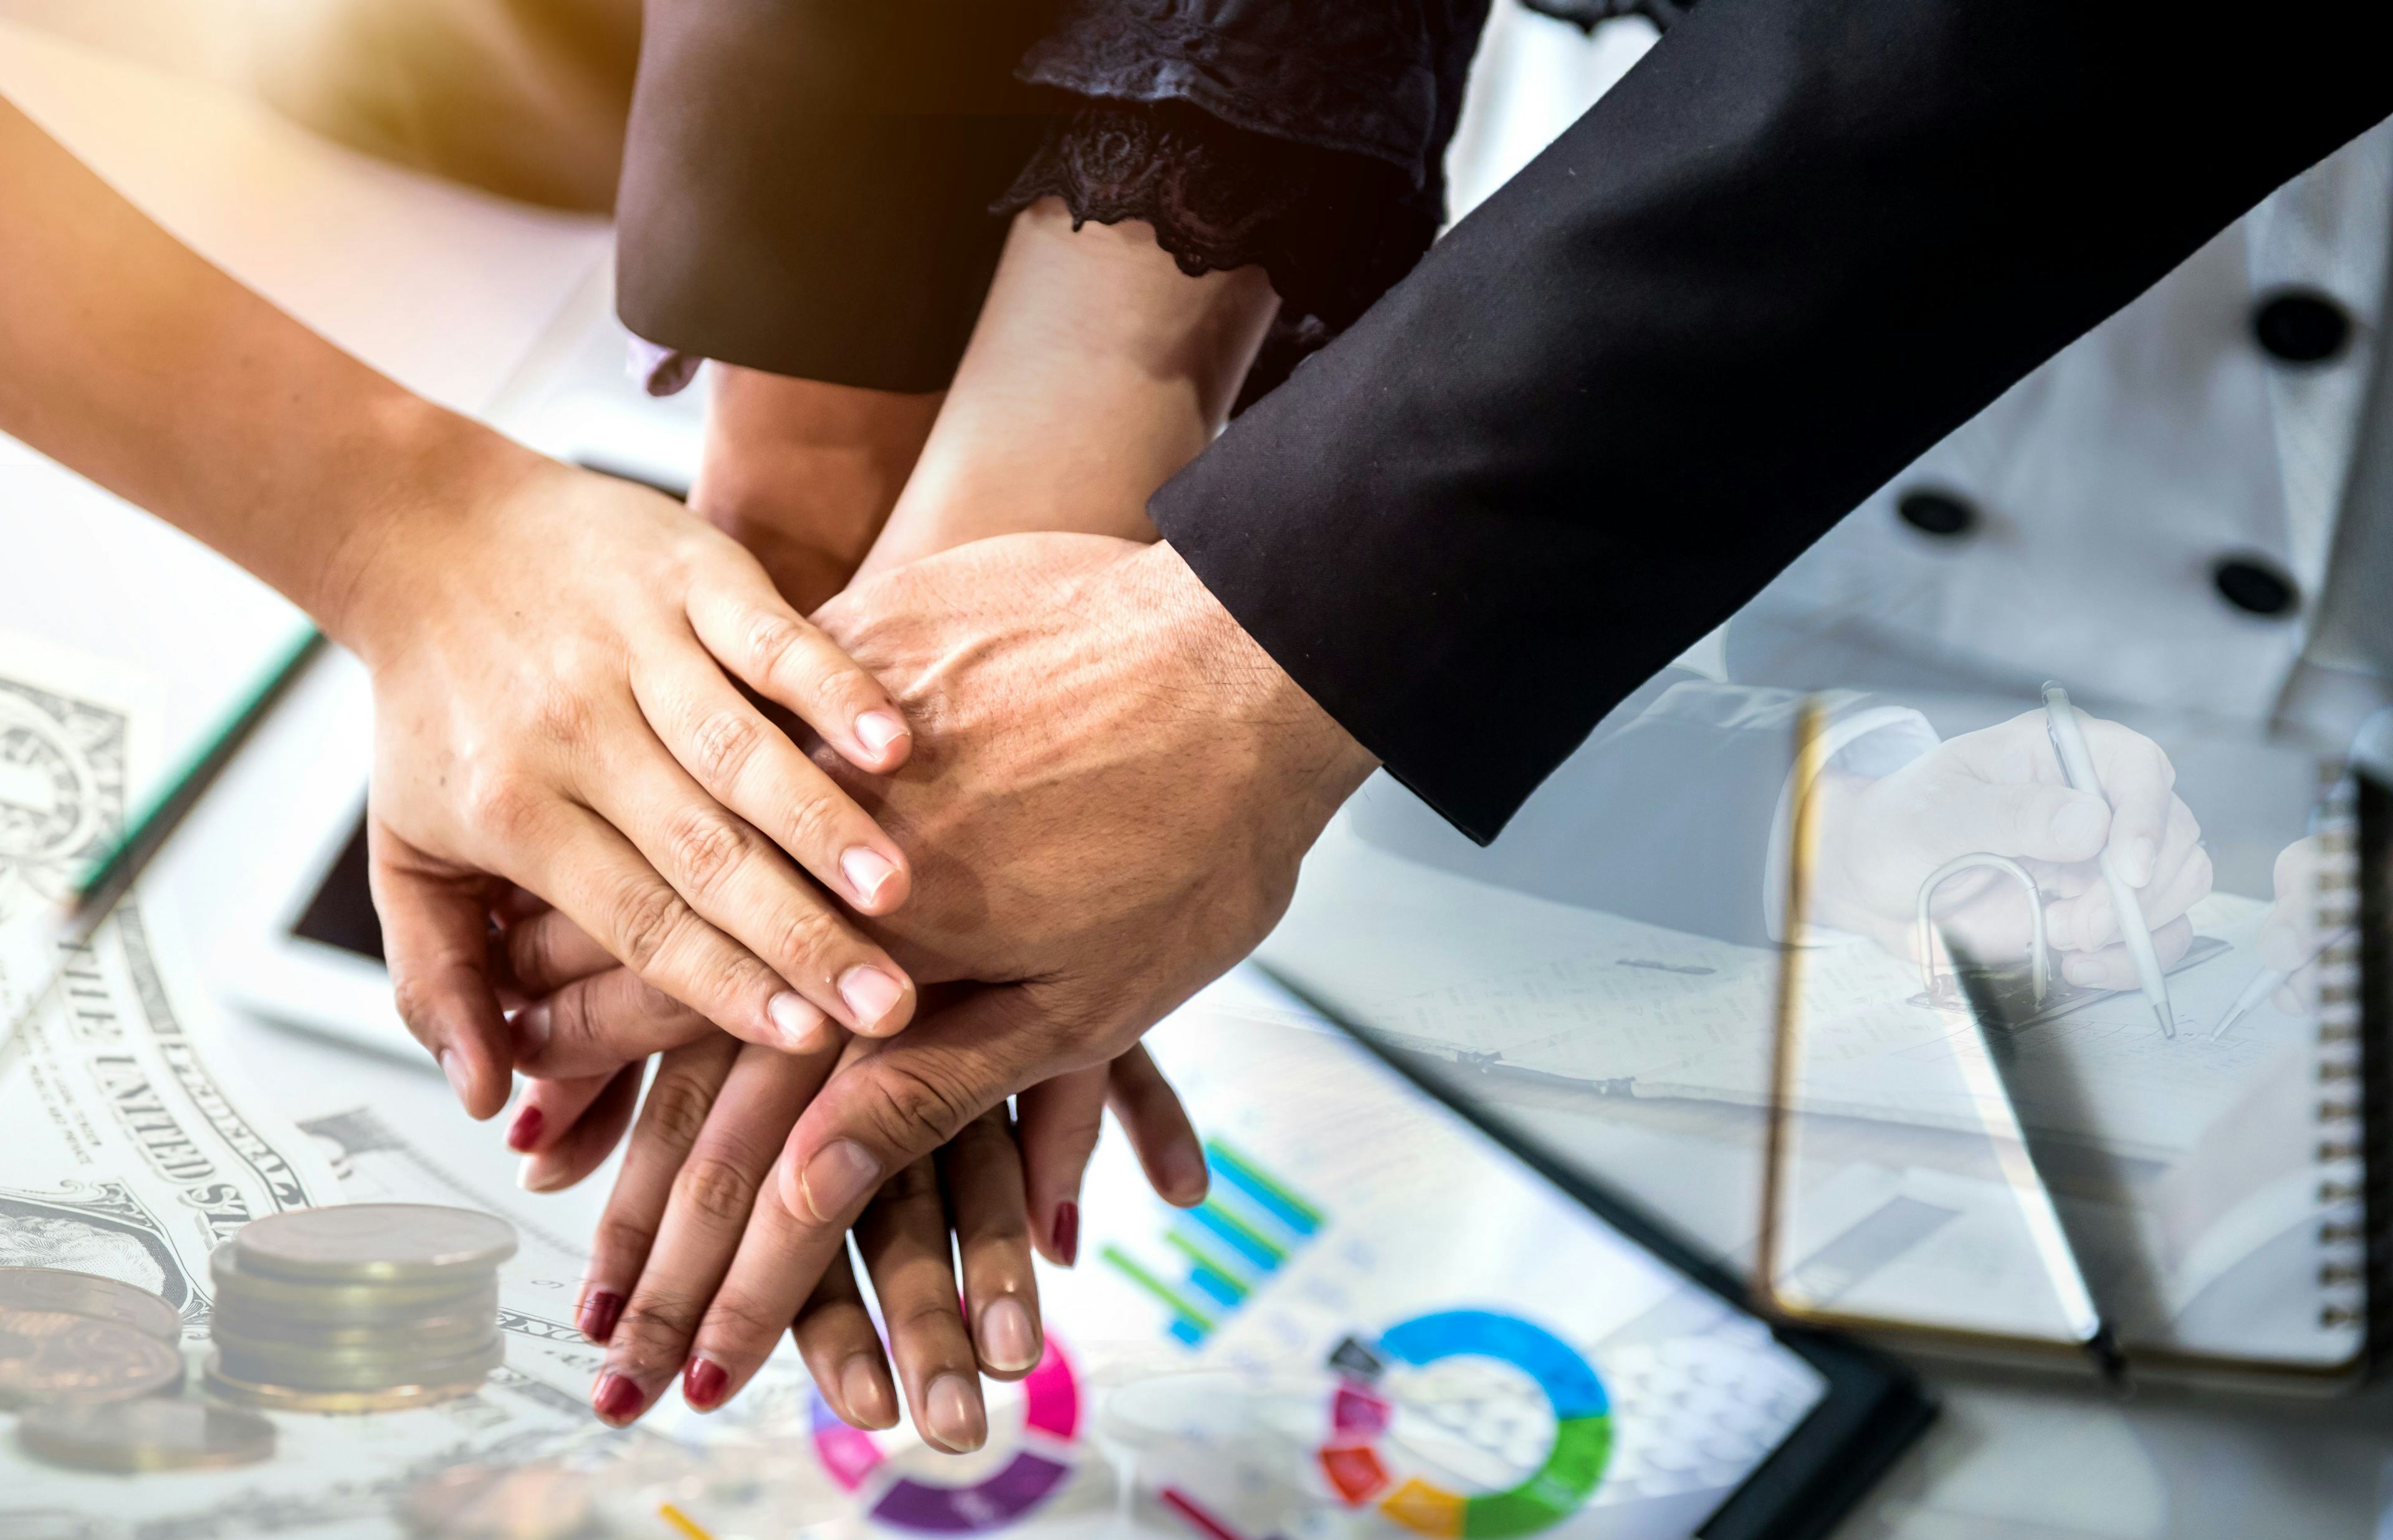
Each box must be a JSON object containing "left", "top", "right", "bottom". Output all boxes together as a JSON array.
[
  {"left": 310, "top": 399, "right": 545, "bottom": 661},
  {"left": 1136, "top": 541, "right": 1379, "bottom": 815}
]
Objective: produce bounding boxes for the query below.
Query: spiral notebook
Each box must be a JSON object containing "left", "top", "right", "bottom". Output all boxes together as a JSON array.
[{"left": 1755, "top": 738, "right": 2391, "bottom": 1390}]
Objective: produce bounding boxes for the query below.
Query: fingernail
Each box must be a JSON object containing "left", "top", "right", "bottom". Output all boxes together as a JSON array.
[
  {"left": 1052, "top": 1201, "right": 1079, "bottom": 1268},
  {"left": 2051, "top": 799, "right": 2106, "bottom": 854},
  {"left": 684, "top": 1357, "right": 728, "bottom": 1410},
  {"left": 591, "top": 1372, "right": 644, "bottom": 1424},
  {"left": 980, "top": 1296, "right": 1039, "bottom": 1373},
  {"left": 504, "top": 1104, "right": 544, "bottom": 1154},
  {"left": 768, "top": 991, "right": 831, "bottom": 1052},
  {"left": 855, "top": 710, "right": 907, "bottom": 758},
  {"left": 840, "top": 846, "right": 898, "bottom": 906},
  {"left": 439, "top": 1050, "right": 474, "bottom": 1108},
  {"left": 924, "top": 1372, "right": 986, "bottom": 1452},
  {"left": 798, "top": 1140, "right": 881, "bottom": 1222},
  {"left": 578, "top": 1290, "right": 624, "bottom": 1343},
  {"left": 842, "top": 1353, "right": 896, "bottom": 1428},
  {"left": 838, "top": 966, "right": 904, "bottom": 1029},
  {"left": 1163, "top": 1144, "right": 1210, "bottom": 1207},
  {"left": 509, "top": 1002, "right": 551, "bottom": 1060}
]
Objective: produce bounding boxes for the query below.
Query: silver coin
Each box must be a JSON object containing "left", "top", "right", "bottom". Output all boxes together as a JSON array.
[
  {"left": 211, "top": 1333, "right": 502, "bottom": 1393},
  {"left": 233, "top": 1205, "right": 516, "bottom": 1285},
  {"left": 19, "top": 1397, "right": 275, "bottom": 1471},
  {"left": 209, "top": 1322, "right": 500, "bottom": 1380},
  {"left": 203, "top": 1354, "right": 487, "bottom": 1414},
  {"left": 210, "top": 1245, "right": 498, "bottom": 1321},
  {"left": 0, "top": 1306, "right": 183, "bottom": 1407},
  {"left": 211, "top": 1303, "right": 497, "bottom": 1354},
  {"left": 0, "top": 1267, "right": 181, "bottom": 1342}
]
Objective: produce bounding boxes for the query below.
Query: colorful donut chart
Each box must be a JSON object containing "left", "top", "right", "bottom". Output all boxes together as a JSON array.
[
  {"left": 1317, "top": 1309, "right": 1610, "bottom": 1540},
  {"left": 810, "top": 1334, "right": 1081, "bottom": 1533}
]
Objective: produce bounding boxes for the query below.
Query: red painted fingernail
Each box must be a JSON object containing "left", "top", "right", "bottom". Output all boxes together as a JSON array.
[
  {"left": 1053, "top": 1200, "right": 1079, "bottom": 1268},
  {"left": 592, "top": 1372, "right": 643, "bottom": 1424},
  {"left": 684, "top": 1357, "right": 728, "bottom": 1410},
  {"left": 578, "top": 1290, "right": 623, "bottom": 1343},
  {"left": 504, "top": 1104, "right": 545, "bottom": 1154}
]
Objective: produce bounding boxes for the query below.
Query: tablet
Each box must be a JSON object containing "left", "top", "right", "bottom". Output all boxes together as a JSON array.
[{"left": 915, "top": 984, "right": 1936, "bottom": 1540}]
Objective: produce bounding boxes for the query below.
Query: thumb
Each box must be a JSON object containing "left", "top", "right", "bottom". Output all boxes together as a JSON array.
[
  {"left": 368, "top": 820, "right": 512, "bottom": 1119},
  {"left": 777, "top": 985, "right": 1054, "bottom": 1227}
]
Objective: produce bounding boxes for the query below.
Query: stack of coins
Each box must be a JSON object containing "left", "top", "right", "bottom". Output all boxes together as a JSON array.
[
  {"left": 204, "top": 1204, "right": 516, "bottom": 1413},
  {"left": 0, "top": 1267, "right": 184, "bottom": 1410}
]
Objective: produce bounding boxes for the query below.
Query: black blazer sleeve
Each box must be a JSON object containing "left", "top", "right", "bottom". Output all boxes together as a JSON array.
[
  {"left": 615, "top": 0, "right": 1063, "bottom": 392},
  {"left": 1146, "top": 0, "right": 2393, "bottom": 842}
]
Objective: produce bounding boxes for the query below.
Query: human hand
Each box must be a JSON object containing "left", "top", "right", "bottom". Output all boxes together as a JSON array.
[
  {"left": 546, "top": 1027, "right": 1201, "bottom": 1438},
  {"left": 715, "top": 533, "right": 1373, "bottom": 1305},
  {"left": 348, "top": 448, "right": 923, "bottom": 1121},
  {"left": 2253, "top": 834, "right": 2346, "bottom": 1017},
  {"left": 1807, "top": 708, "right": 2210, "bottom": 988},
  {"left": 497, "top": 896, "right": 1209, "bottom": 1273}
]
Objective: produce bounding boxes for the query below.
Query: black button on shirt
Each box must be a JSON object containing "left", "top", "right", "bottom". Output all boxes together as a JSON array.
[
  {"left": 1896, "top": 488, "right": 1976, "bottom": 538},
  {"left": 2252, "top": 289, "right": 2352, "bottom": 364},
  {"left": 2212, "top": 556, "right": 2300, "bottom": 617}
]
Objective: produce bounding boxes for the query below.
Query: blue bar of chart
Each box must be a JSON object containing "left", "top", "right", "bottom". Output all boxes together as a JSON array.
[{"left": 1101, "top": 1140, "right": 1325, "bottom": 1346}]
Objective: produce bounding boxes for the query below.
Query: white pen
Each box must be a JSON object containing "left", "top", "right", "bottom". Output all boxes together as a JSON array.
[
  {"left": 2043, "top": 683, "right": 2176, "bottom": 1039},
  {"left": 2210, "top": 926, "right": 2357, "bottom": 1042}
]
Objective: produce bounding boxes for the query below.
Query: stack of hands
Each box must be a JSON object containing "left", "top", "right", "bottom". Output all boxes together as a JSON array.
[{"left": 340, "top": 204, "right": 1377, "bottom": 1444}]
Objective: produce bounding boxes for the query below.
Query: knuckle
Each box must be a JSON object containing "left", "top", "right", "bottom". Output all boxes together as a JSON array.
[
  {"left": 781, "top": 792, "right": 840, "bottom": 858},
  {"left": 466, "top": 770, "right": 542, "bottom": 842},
  {"left": 765, "top": 903, "right": 843, "bottom": 974},
  {"left": 744, "top": 612, "right": 811, "bottom": 680},
  {"left": 661, "top": 806, "right": 753, "bottom": 899},
  {"left": 699, "top": 1291, "right": 789, "bottom": 1350},
  {"left": 866, "top": 1059, "right": 980, "bottom": 1154},
  {"left": 687, "top": 706, "right": 763, "bottom": 788},
  {"left": 609, "top": 880, "right": 689, "bottom": 973},
  {"left": 641, "top": 1068, "right": 720, "bottom": 1151},
  {"left": 673, "top": 1153, "right": 762, "bottom": 1227},
  {"left": 528, "top": 678, "right": 595, "bottom": 748},
  {"left": 616, "top": 1292, "right": 704, "bottom": 1355},
  {"left": 388, "top": 974, "right": 441, "bottom": 1040}
]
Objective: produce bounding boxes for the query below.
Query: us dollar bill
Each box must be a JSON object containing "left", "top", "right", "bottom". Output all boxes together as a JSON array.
[{"left": 0, "top": 640, "right": 642, "bottom": 1539}]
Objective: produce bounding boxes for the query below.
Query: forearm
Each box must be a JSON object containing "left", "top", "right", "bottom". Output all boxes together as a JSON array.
[
  {"left": 0, "top": 97, "right": 519, "bottom": 644},
  {"left": 858, "top": 197, "right": 1279, "bottom": 577}
]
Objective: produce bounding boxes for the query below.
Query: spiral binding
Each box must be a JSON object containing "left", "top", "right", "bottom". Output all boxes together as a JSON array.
[{"left": 2311, "top": 771, "right": 2367, "bottom": 1338}]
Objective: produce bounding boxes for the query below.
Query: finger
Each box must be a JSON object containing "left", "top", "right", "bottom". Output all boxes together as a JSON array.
[
  {"left": 1109, "top": 1046, "right": 1210, "bottom": 1209},
  {"left": 605, "top": 1043, "right": 826, "bottom": 1421},
  {"left": 1015, "top": 1067, "right": 1107, "bottom": 1268},
  {"left": 2060, "top": 916, "right": 2194, "bottom": 991},
  {"left": 576, "top": 1037, "right": 737, "bottom": 1354},
  {"left": 520, "top": 803, "right": 834, "bottom": 1055},
  {"left": 856, "top": 1157, "right": 986, "bottom": 1453},
  {"left": 630, "top": 647, "right": 913, "bottom": 920},
  {"left": 512, "top": 967, "right": 716, "bottom": 1080},
  {"left": 578, "top": 736, "right": 915, "bottom": 1037},
  {"left": 369, "top": 822, "right": 511, "bottom": 1120},
  {"left": 505, "top": 1070, "right": 611, "bottom": 1157},
  {"left": 517, "top": 1064, "right": 644, "bottom": 1195},
  {"left": 2051, "top": 811, "right": 2211, "bottom": 952},
  {"left": 503, "top": 905, "right": 621, "bottom": 996},
  {"left": 2083, "top": 719, "right": 2177, "bottom": 886},
  {"left": 938, "top": 1105, "right": 1042, "bottom": 1381},
  {"left": 684, "top": 1140, "right": 863, "bottom": 1412},
  {"left": 791, "top": 1245, "right": 899, "bottom": 1430},
  {"left": 775, "top": 987, "right": 1063, "bottom": 1233},
  {"left": 684, "top": 566, "right": 912, "bottom": 775}
]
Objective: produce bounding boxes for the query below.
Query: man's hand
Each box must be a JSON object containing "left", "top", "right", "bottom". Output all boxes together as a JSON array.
[
  {"left": 767, "top": 531, "right": 1374, "bottom": 1247},
  {"left": 1807, "top": 708, "right": 2210, "bottom": 986}
]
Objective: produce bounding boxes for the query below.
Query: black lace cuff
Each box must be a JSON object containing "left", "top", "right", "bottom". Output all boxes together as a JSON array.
[{"left": 996, "top": 100, "right": 1440, "bottom": 372}]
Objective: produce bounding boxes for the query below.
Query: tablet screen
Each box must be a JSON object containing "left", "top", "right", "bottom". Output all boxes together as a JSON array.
[
  {"left": 289, "top": 810, "right": 383, "bottom": 963},
  {"left": 922, "top": 1001, "right": 1833, "bottom": 1539}
]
